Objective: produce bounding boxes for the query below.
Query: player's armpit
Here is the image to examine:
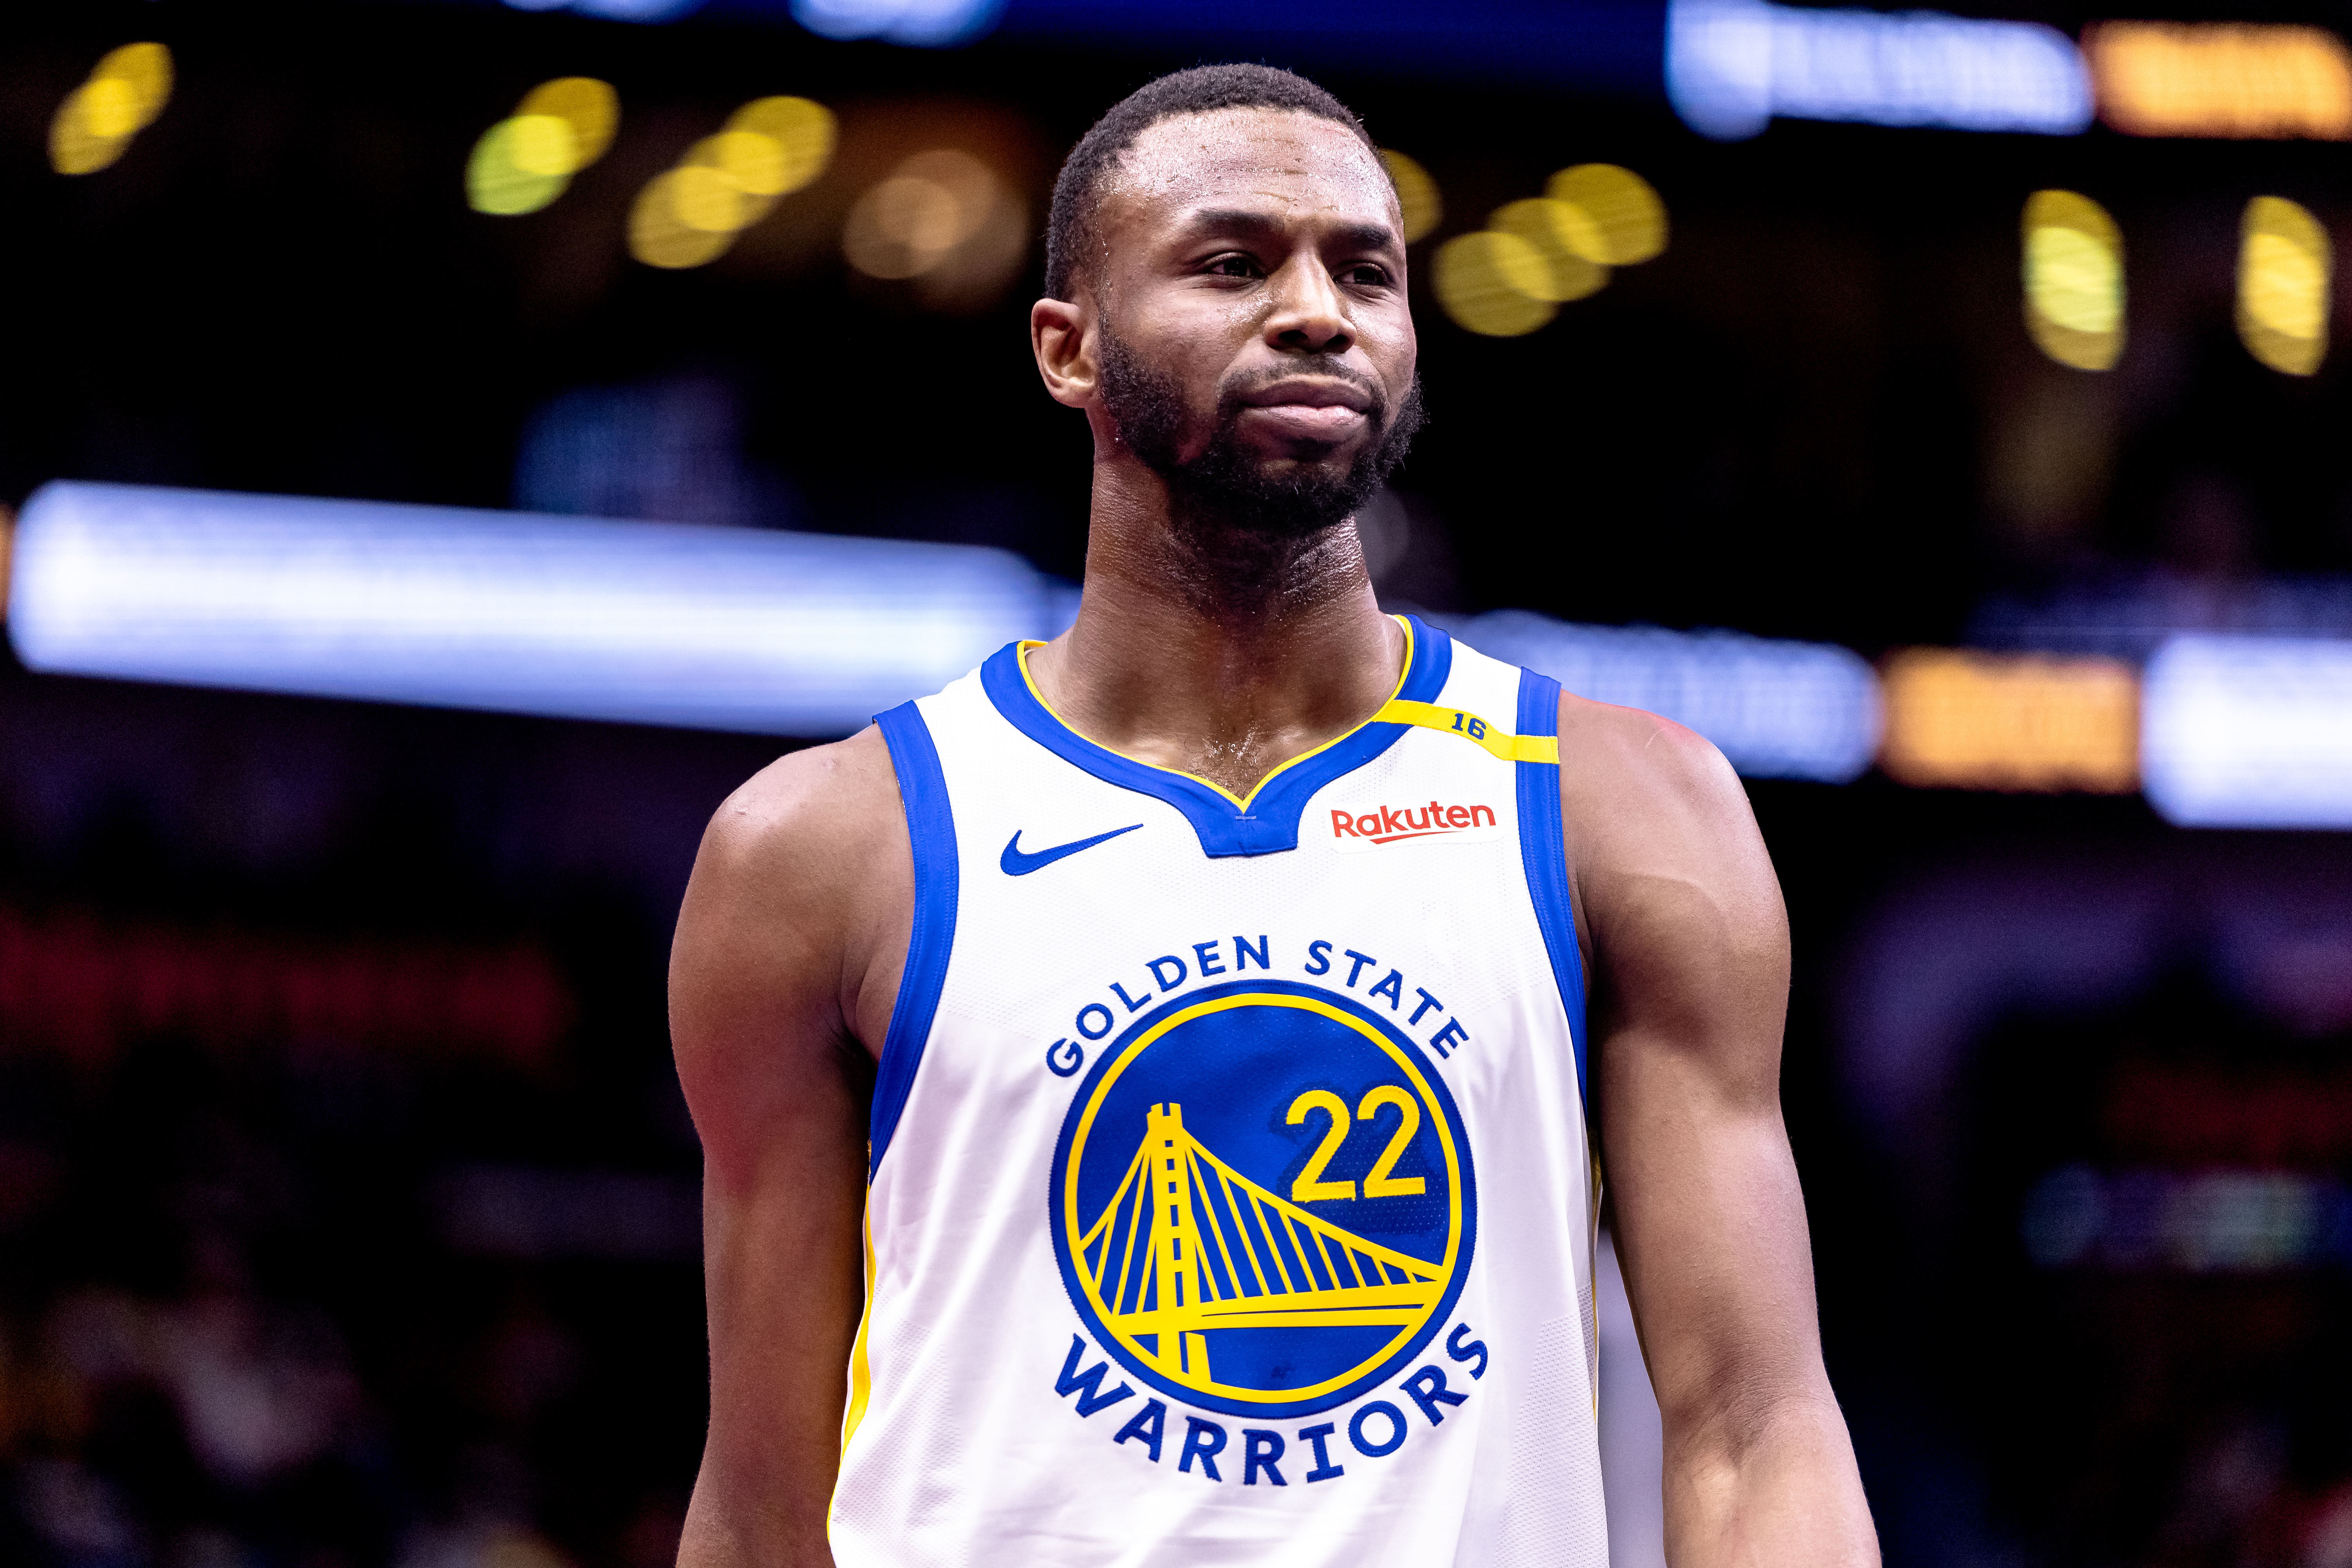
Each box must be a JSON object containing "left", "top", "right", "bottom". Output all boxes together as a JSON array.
[
  {"left": 669, "top": 730, "right": 912, "bottom": 1568},
  {"left": 1558, "top": 696, "right": 1880, "bottom": 1568}
]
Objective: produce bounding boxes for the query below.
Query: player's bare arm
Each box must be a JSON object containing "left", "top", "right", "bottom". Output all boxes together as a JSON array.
[
  {"left": 670, "top": 732, "right": 907, "bottom": 1568},
  {"left": 1563, "top": 696, "right": 1878, "bottom": 1568}
]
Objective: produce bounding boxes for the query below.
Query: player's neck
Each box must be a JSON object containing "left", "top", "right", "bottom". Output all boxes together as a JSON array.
[{"left": 1025, "top": 466, "right": 1405, "bottom": 800}]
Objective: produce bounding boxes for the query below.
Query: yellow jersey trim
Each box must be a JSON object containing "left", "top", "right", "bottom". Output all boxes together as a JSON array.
[
  {"left": 838, "top": 1201, "right": 877, "bottom": 1456},
  {"left": 1372, "top": 699, "right": 1562, "bottom": 764}
]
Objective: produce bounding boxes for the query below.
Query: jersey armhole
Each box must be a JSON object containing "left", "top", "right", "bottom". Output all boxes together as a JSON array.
[
  {"left": 871, "top": 700, "right": 959, "bottom": 1181},
  {"left": 1514, "top": 669, "right": 1590, "bottom": 1108}
]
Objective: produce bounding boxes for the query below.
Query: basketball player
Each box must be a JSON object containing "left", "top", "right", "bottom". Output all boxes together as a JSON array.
[{"left": 670, "top": 65, "right": 1878, "bottom": 1568}]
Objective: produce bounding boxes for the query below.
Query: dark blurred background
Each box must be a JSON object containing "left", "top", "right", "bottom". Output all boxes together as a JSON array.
[{"left": 4, "top": 3, "right": 2352, "bottom": 1566}]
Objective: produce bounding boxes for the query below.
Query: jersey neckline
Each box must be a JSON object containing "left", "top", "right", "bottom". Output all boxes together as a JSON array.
[{"left": 977, "top": 614, "right": 1454, "bottom": 859}]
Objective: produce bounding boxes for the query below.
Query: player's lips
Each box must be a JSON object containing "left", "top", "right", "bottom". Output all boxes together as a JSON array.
[{"left": 1234, "top": 379, "right": 1374, "bottom": 441}]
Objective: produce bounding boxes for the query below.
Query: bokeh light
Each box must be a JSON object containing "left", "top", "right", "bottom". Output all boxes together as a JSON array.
[
  {"left": 49, "top": 42, "right": 173, "bottom": 176},
  {"left": 1669, "top": 0, "right": 2092, "bottom": 140},
  {"left": 1432, "top": 231, "right": 1556, "bottom": 337},
  {"left": 702, "top": 131, "right": 788, "bottom": 198},
  {"left": 2237, "top": 196, "right": 2330, "bottom": 377},
  {"left": 466, "top": 77, "right": 619, "bottom": 217},
  {"left": 629, "top": 171, "right": 736, "bottom": 269},
  {"left": 1544, "top": 164, "right": 1668, "bottom": 265},
  {"left": 1488, "top": 199, "right": 1609, "bottom": 302},
  {"left": 2087, "top": 22, "right": 2352, "bottom": 141},
  {"left": 842, "top": 149, "right": 1002, "bottom": 280},
  {"left": 1880, "top": 649, "right": 2140, "bottom": 792},
  {"left": 518, "top": 76, "right": 619, "bottom": 166},
  {"left": 2022, "top": 189, "right": 2124, "bottom": 372},
  {"left": 9, "top": 480, "right": 1054, "bottom": 738},
  {"left": 727, "top": 96, "right": 837, "bottom": 196},
  {"left": 629, "top": 96, "right": 837, "bottom": 270},
  {"left": 467, "top": 117, "right": 573, "bottom": 215},
  {"left": 1433, "top": 165, "right": 1666, "bottom": 336},
  {"left": 673, "top": 156, "right": 752, "bottom": 231},
  {"left": 1378, "top": 150, "right": 1442, "bottom": 244},
  {"left": 2142, "top": 635, "right": 2352, "bottom": 828}
]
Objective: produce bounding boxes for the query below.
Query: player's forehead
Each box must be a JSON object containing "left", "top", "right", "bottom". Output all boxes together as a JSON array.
[{"left": 1100, "top": 107, "right": 1399, "bottom": 246}]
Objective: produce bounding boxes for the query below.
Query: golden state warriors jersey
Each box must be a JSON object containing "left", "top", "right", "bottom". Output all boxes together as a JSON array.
[{"left": 831, "top": 616, "right": 1606, "bottom": 1567}]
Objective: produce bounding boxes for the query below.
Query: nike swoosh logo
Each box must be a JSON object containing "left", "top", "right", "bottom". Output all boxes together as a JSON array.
[{"left": 1001, "top": 824, "right": 1144, "bottom": 877}]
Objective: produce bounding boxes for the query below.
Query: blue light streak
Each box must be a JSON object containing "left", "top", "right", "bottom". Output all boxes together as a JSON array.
[
  {"left": 1668, "top": 0, "right": 2092, "bottom": 139},
  {"left": 7, "top": 482, "right": 1052, "bottom": 737},
  {"left": 10, "top": 485, "right": 1884, "bottom": 786}
]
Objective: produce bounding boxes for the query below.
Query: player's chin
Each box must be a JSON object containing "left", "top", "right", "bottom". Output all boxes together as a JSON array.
[{"left": 1238, "top": 430, "right": 1365, "bottom": 475}]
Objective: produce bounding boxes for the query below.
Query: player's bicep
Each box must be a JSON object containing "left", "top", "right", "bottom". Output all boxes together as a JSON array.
[
  {"left": 670, "top": 740, "right": 900, "bottom": 1185},
  {"left": 1580, "top": 720, "right": 1787, "bottom": 1095},
  {"left": 672, "top": 848, "right": 830, "bottom": 1174},
  {"left": 1573, "top": 719, "right": 1821, "bottom": 1438}
]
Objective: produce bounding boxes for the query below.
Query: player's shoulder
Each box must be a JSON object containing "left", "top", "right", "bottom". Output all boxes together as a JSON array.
[
  {"left": 1548, "top": 689, "right": 1783, "bottom": 944},
  {"left": 692, "top": 726, "right": 907, "bottom": 899},
  {"left": 1552, "top": 688, "right": 1746, "bottom": 826}
]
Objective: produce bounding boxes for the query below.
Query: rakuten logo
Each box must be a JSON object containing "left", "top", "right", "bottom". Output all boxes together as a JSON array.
[{"left": 1328, "top": 801, "right": 1502, "bottom": 852}]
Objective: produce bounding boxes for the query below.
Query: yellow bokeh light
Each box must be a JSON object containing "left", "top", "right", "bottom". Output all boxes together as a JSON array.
[
  {"left": 509, "top": 115, "right": 580, "bottom": 179},
  {"left": 1488, "top": 200, "right": 1608, "bottom": 303},
  {"left": 2238, "top": 195, "right": 2331, "bottom": 376},
  {"left": 51, "top": 85, "right": 128, "bottom": 175},
  {"left": 630, "top": 170, "right": 736, "bottom": 269},
  {"left": 94, "top": 42, "right": 172, "bottom": 130},
  {"left": 465, "top": 78, "right": 616, "bottom": 218},
  {"left": 82, "top": 77, "right": 142, "bottom": 140},
  {"left": 2022, "top": 190, "right": 2124, "bottom": 372},
  {"left": 627, "top": 95, "right": 835, "bottom": 271},
  {"left": 2029, "top": 229, "right": 2121, "bottom": 334},
  {"left": 726, "top": 97, "right": 835, "bottom": 195},
  {"left": 2087, "top": 22, "right": 2352, "bottom": 140},
  {"left": 2246, "top": 234, "right": 2326, "bottom": 338},
  {"left": 1880, "top": 650, "right": 2140, "bottom": 793},
  {"left": 49, "top": 42, "right": 172, "bottom": 177},
  {"left": 1432, "top": 232, "right": 1557, "bottom": 337},
  {"left": 1544, "top": 164, "right": 1667, "bottom": 265},
  {"left": 517, "top": 77, "right": 618, "bottom": 170},
  {"left": 1378, "top": 150, "right": 1442, "bottom": 244},
  {"left": 699, "top": 130, "right": 789, "bottom": 197},
  {"left": 467, "top": 118, "right": 569, "bottom": 216},
  {"left": 844, "top": 150, "right": 1001, "bottom": 280},
  {"left": 670, "top": 130, "right": 793, "bottom": 232},
  {"left": 671, "top": 162, "right": 749, "bottom": 234}
]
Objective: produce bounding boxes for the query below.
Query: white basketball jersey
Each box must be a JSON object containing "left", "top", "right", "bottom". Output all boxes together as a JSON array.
[{"left": 829, "top": 616, "right": 1606, "bottom": 1568}]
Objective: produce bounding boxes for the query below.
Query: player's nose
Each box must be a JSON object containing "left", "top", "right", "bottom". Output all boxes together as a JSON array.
[{"left": 1263, "top": 254, "right": 1353, "bottom": 356}]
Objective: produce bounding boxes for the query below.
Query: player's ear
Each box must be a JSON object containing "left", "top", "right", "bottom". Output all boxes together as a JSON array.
[{"left": 1032, "top": 295, "right": 1098, "bottom": 410}]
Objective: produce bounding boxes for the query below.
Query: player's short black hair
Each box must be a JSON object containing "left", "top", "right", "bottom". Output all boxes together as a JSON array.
[{"left": 1043, "top": 64, "right": 1377, "bottom": 303}]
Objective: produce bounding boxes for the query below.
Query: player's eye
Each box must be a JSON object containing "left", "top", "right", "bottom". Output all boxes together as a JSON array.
[
  {"left": 1338, "top": 262, "right": 1392, "bottom": 287},
  {"left": 1202, "top": 253, "right": 1263, "bottom": 278}
]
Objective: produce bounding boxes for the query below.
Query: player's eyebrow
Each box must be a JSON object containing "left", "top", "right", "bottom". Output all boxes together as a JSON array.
[{"left": 1171, "top": 207, "right": 1400, "bottom": 256}]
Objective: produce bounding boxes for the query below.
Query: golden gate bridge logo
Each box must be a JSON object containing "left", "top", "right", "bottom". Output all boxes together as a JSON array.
[
  {"left": 1076, "top": 1101, "right": 1447, "bottom": 1385},
  {"left": 1052, "top": 985, "right": 1474, "bottom": 1418}
]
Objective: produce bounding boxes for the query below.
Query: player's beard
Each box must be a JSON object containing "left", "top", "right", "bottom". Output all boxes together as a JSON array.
[{"left": 1096, "top": 319, "right": 1426, "bottom": 543}]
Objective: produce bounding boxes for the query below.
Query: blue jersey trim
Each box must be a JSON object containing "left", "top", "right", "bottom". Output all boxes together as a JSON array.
[
  {"left": 979, "top": 616, "right": 1454, "bottom": 859},
  {"left": 1514, "top": 669, "right": 1589, "bottom": 1104},
  {"left": 871, "top": 700, "right": 958, "bottom": 1181}
]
